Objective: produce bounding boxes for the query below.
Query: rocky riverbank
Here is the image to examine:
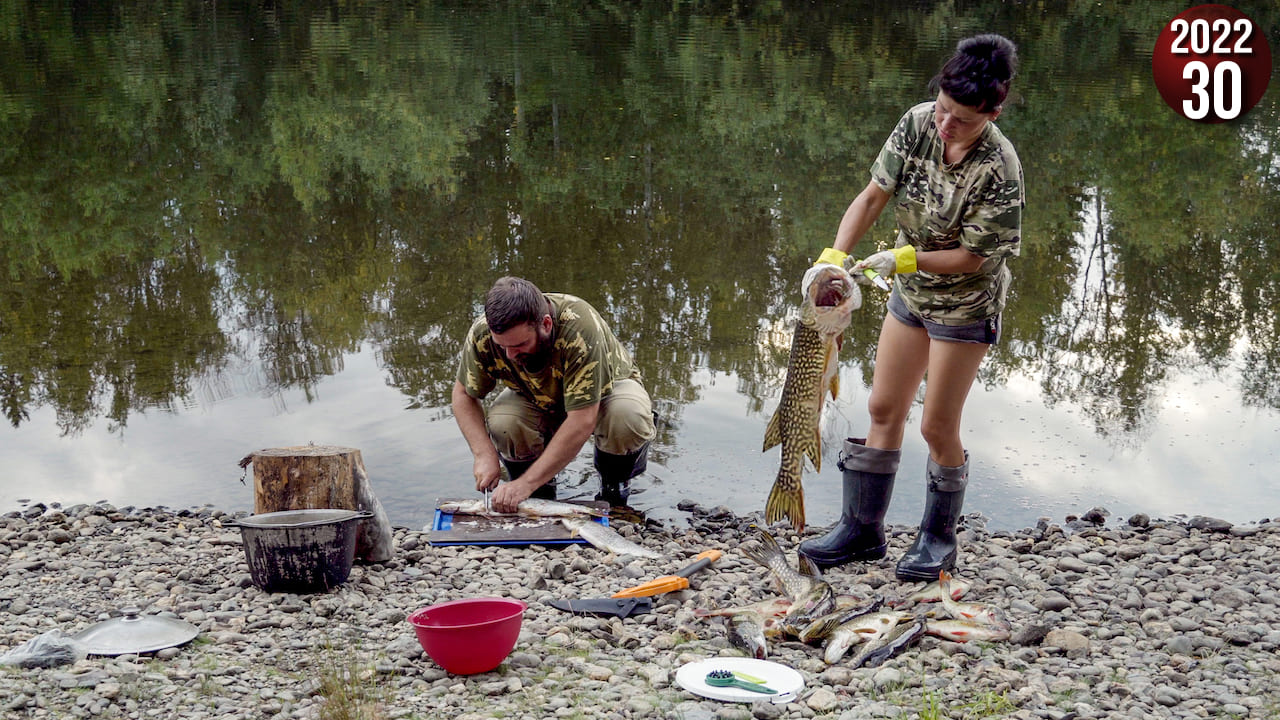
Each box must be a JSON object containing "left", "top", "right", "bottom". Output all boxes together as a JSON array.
[{"left": 2, "top": 501, "right": 1279, "bottom": 719}]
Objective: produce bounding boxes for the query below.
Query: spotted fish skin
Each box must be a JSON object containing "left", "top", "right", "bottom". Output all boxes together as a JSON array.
[{"left": 763, "top": 265, "right": 858, "bottom": 532}]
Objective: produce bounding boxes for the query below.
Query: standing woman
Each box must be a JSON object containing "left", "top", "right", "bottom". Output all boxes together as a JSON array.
[{"left": 798, "top": 35, "right": 1023, "bottom": 582}]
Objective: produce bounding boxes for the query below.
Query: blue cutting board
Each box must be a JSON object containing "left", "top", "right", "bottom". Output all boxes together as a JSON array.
[{"left": 427, "top": 498, "right": 609, "bottom": 547}]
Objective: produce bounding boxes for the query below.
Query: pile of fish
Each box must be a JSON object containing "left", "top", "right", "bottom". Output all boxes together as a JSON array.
[{"left": 695, "top": 527, "right": 1011, "bottom": 667}]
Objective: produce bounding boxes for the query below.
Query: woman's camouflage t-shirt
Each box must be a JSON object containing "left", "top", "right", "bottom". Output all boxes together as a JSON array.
[
  {"left": 457, "top": 293, "right": 641, "bottom": 415},
  {"left": 871, "top": 101, "right": 1024, "bottom": 325}
]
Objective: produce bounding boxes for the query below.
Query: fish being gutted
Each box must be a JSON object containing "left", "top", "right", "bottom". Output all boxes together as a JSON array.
[
  {"left": 763, "top": 264, "right": 859, "bottom": 532},
  {"left": 438, "top": 498, "right": 608, "bottom": 519},
  {"left": 560, "top": 518, "right": 661, "bottom": 559}
]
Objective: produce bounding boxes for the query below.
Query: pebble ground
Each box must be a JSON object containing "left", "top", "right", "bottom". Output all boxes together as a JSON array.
[{"left": 2, "top": 501, "right": 1279, "bottom": 719}]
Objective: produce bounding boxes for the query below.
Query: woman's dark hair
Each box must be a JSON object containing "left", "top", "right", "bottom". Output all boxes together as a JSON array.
[
  {"left": 485, "top": 276, "right": 548, "bottom": 333},
  {"left": 930, "top": 34, "right": 1018, "bottom": 113}
]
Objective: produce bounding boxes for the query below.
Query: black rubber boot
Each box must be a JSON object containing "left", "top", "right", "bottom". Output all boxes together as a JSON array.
[
  {"left": 797, "top": 438, "right": 899, "bottom": 568},
  {"left": 501, "top": 457, "right": 556, "bottom": 500},
  {"left": 593, "top": 442, "right": 650, "bottom": 507},
  {"left": 895, "top": 453, "right": 968, "bottom": 582}
]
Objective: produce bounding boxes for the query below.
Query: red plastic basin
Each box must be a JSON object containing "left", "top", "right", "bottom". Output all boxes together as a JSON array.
[{"left": 407, "top": 597, "right": 527, "bottom": 675}]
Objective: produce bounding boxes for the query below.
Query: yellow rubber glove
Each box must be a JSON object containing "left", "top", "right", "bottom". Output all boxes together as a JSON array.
[
  {"left": 854, "top": 245, "right": 917, "bottom": 280},
  {"left": 813, "top": 247, "right": 849, "bottom": 267}
]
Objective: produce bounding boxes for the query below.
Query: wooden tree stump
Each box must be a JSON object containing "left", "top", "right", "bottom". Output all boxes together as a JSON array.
[{"left": 239, "top": 445, "right": 393, "bottom": 562}]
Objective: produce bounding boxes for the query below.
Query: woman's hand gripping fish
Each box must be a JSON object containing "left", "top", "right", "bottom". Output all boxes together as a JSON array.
[
  {"left": 762, "top": 264, "right": 859, "bottom": 532},
  {"left": 741, "top": 527, "right": 836, "bottom": 636}
]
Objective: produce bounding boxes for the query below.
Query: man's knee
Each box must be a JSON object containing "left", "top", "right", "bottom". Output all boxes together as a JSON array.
[
  {"left": 487, "top": 404, "right": 545, "bottom": 460},
  {"left": 595, "top": 384, "right": 655, "bottom": 454}
]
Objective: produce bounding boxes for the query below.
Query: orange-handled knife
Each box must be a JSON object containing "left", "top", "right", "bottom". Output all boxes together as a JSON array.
[{"left": 611, "top": 549, "right": 722, "bottom": 598}]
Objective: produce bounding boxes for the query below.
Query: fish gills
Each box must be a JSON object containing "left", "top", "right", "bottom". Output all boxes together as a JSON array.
[{"left": 762, "top": 265, "right": 856, "bottom": 533}]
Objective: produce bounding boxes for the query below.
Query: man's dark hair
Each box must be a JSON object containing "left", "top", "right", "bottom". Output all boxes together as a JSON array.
[
  {"left": 484, "top": 276, "right": 548, "bottom": 333},
  {"left": 931, "top": 34, "right": 1018, "bottom": 113}
]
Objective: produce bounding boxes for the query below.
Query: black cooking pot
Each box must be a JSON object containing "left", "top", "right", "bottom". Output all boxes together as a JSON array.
[{"left": 232, "top": 509, "right": 373, "bottom": 593}]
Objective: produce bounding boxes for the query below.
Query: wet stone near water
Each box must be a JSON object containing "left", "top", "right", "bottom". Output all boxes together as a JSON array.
[{"left": 2, "top": 502, "right": 1280, "bottom": 718}]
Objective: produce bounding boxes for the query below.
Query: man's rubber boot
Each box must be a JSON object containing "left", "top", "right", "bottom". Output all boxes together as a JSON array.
[
  {"left": 501, "top": 457, "right": 556, "bottom": 500},
  {"left": 895, "top": 453, "right": 968, "bottom": 582},
  {"left": 797, "top": 438, "right": 899, "bottom": 568},
  {"left": 593, "top": 442, "right": 650, "bottom": 507}
]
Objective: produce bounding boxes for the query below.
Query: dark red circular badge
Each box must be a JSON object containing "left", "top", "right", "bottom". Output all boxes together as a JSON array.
[{"left": 1152, "top": 4, "right": 1272, "bottom": 122}]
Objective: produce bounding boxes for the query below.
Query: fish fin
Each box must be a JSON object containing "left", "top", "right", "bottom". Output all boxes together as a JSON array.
[
  {"left": 764, "top": 481, "right": 806, "bottom": 533},
  {"left": 805, "top": 425, "right": 822, "bottom": 472},
  {"left": 797, "top": 553, "right": 825, "bottom": 579},
  {"left": 827, "top": 337, "right": 842, "bottom": 399},
  {"left": 762, "top": 407, "right": 782, "bottom": 452}
]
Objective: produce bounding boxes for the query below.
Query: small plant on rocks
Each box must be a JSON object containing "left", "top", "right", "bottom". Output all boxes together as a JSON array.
[{"left": 316, "top": 643, "right": 388, "bottom": 720}]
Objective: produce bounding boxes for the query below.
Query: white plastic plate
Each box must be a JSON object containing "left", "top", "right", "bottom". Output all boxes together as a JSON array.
[{"left": 675, "top": 657, "right": 804, "bottom": 704}]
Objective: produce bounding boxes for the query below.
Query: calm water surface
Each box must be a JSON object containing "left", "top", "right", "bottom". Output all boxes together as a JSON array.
[{"left": 2, "top": 3, "right": 1278, "bottom": 532}]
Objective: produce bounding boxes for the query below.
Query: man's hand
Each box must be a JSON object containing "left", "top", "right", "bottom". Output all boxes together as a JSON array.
[
  {"left": 491, "top": 478, "right": 536, "bottom": 513},
  {"left": 473, "top": 454, "right": 502, "bottom": 492}
]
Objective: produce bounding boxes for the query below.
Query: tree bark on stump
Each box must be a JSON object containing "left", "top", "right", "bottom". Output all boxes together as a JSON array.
[{"left": 239, "top": 445, "right": 393, "bottom": 562}]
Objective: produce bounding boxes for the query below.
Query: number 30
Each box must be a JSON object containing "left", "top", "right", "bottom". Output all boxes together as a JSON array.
[{"left": 1183, "top": 61, "right": 1243, "bottom": 120}]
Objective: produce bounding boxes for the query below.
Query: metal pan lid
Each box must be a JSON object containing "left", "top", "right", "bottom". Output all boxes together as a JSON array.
[{"left": 71, "top": 607, "right": 199, "bottom": 656}]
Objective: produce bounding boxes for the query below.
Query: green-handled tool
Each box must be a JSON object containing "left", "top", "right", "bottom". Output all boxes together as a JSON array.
[
  {"left": 705, "top": 670, "right": 776, "bottom": 694},
  {"left": 861, "top": 266, "right": 891, "bottom": 291}
]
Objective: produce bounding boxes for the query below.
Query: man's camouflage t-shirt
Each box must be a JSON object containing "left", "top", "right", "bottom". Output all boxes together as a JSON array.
[
  {"left": 871, "top": 101, "right": 1024, "bottom": 325},
  {"left": 456, "top": 293, "right": 642, "bottom": 415}
]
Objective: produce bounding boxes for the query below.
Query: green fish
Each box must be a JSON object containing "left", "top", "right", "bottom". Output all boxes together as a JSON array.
[{"left": 763, "top": 264, "right": 858, "bottom": 532}]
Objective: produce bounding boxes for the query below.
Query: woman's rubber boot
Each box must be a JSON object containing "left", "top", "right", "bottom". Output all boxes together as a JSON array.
[
  {"left": 895, "top": 453, "right": 968, "bottom": 582},
  {"left": 593, "top": 442, "right": 650, "bottom": 507},
  {"left": 501, "top": 457, "right": 557, "bottom": 500},
  {"left": 797, "top": 438, "right": 899, "bottom": 569}
]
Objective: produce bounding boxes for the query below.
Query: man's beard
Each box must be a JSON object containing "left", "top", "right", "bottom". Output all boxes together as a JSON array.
[{"left": 514, "top": 327, "right": 553, "bottom": 372}]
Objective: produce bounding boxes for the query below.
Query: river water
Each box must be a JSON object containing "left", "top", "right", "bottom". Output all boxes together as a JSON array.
[{"left": 2, "top": 2, "right": 1278, "bottom": 532}]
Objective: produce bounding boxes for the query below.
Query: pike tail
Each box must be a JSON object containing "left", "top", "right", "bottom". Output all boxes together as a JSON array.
[{"left": 765, "top": 471, "right": 806, "bottom": 532}]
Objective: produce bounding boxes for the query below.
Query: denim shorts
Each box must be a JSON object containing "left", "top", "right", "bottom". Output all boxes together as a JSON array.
[{"left": 887, "top": 290, "right": 1001, "bottom": 345}]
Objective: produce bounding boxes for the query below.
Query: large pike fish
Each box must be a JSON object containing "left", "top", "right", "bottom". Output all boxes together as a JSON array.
[{"left": 763, "top": 264, "right": 859, "bottom": 532}]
